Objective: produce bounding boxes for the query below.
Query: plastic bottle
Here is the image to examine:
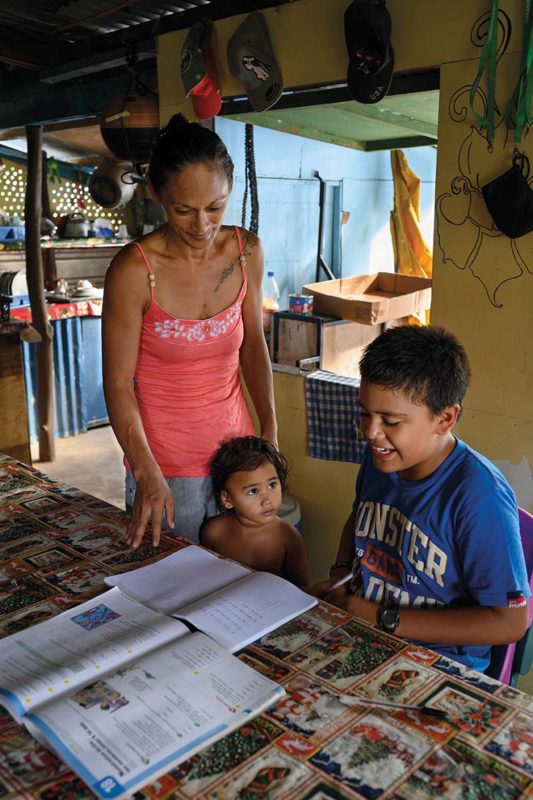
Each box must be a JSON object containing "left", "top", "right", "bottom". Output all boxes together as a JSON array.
[{"left": 262, "top": 271, "right": 280, "bottom": 333}]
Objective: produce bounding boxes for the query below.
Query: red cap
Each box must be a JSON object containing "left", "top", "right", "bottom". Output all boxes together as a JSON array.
[
  {"left": 188, "top": 50, "right": 221, "bottom": 119},
  {"left": 182, "top": 24, "right": 221, "bottom": 120}
]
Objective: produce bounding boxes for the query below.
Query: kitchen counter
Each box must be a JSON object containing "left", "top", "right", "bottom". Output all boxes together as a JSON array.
[{"left": 0, "top": 241, "right": 126, "bottom": 287}]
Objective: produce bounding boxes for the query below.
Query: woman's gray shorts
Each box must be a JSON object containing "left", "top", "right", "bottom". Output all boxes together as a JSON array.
[{"left": 125, "top": 472, "right": 218, "bottom": 544}]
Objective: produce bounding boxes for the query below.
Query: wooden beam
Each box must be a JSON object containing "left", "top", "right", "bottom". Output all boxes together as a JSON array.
[
  {"left": 39, "top": 45, "right": 155, "bottom": 84},
  {"left": 24, "top": 125, "right": 55, "bottom": 462}
]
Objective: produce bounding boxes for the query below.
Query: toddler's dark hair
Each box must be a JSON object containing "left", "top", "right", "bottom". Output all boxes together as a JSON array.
[
  {"left": 210, "top": 436, "right": 289, "bottom": 511},
  {"left": 359, "top": 324, "right": 471, "bottom": 415},
  {"left": 148, "top": 113, "right": 234, "bottom": 192}
]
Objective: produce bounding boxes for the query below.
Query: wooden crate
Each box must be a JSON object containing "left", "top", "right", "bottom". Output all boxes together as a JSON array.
[{"left": 271, "top": 311, "right": 381, "bottom": 378}]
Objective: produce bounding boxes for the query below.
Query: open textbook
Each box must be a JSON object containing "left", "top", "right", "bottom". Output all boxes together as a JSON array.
[{"left": 0, "top": 546, "right": 317, "bottom": 799}]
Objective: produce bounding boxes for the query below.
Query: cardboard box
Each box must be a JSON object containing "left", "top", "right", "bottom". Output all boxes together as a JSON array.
[{"left": 303, "top": 273, "right": 432, "bottom": 325}]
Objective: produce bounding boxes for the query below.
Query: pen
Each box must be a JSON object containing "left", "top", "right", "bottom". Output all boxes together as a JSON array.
[
  {"left": 323, "top": 572, "right": 353, "bottom": 595},
  {"left": 338, "top": 694, "right": 447, "bottom": 719}
]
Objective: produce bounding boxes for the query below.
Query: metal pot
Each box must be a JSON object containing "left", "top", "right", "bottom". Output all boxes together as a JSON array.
[
  {"left": 88, "top": 163, "right": 136, "bottom": 209},
  {"left": 63, "top": 214, "right": 90, "bottom": 238}
]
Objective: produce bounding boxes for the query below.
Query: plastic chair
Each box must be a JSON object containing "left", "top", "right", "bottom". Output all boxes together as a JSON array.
[{"left": 486, "top": 507, "right": 533, "bottom": 685}]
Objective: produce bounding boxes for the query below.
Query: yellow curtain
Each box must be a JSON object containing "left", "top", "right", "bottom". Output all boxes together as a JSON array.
[{"left": 390, "top": 149, "right": 432, "bottom": 324}]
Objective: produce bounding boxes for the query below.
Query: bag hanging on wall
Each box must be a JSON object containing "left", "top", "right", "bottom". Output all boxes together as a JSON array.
[{"left": 481, "top": 151, "right": 533, "bottom": 238}]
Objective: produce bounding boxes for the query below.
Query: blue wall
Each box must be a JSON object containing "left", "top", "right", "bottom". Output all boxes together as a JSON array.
[{"left": 215, "top": 118, "right": 437, "bottom": 309}]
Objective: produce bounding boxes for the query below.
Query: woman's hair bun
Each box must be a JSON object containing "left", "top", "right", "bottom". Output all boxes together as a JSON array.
[
  {"left": 160, "top": 113, "right": 189, "bottom": 137},
  {"left": 148, "top": 112, "right": 233, "bottom": 191}
]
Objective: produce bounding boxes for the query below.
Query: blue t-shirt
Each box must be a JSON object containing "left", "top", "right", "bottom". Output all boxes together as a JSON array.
[{"left": 352, "top": 438, "right": 530, "bottom": 672}]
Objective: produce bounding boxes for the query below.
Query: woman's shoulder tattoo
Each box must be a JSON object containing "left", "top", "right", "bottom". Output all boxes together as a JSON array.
[{"left": 214, "top": 229, "right": 259, "bottom": 292}]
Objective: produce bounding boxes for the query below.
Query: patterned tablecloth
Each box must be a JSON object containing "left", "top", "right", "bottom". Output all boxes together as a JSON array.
[
  {"left": 10, "top": 300, "right": 103, "bottom": 323},
  {"left": 0, "top": 455, "right": 531, "bottom": 800}
]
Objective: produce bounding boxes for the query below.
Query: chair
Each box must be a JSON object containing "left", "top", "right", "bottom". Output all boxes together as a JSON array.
[{"left": 486, "top": 507, "right": 533, "bottom": 686}]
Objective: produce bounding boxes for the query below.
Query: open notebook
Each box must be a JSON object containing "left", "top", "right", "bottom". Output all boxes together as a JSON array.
[{"left": 105, "top": 544, "right": 318, "bottom": 651}]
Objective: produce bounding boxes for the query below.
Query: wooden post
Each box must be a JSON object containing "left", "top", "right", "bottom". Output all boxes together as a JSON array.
[
  {"left": 25, "top": 125, "right": 55, "bottom": 462},
  {"left": 41, "top": 152, "right": 57, "bottom": 291}
]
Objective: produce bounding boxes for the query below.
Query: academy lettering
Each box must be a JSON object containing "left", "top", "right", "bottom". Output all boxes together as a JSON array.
[{"left": 365, "top": 575, "right": 445, "bottom": 608}]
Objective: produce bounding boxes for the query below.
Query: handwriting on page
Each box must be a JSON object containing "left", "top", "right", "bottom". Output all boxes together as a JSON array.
[
  {"left": 190, "top": 598, "right": 262, "bottom": 634},
  {"left": 176, "top": 570, "right": 316, "bottom": 651}
]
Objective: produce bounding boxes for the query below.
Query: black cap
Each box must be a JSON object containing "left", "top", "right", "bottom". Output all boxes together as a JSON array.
[
  {"left": 227, "top": 12, "right": 283, "bottom": 112},
  {"left": 344, "top": 0, "right": 394, "bottom": 104}
]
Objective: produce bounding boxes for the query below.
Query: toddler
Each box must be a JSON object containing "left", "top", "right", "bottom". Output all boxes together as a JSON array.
[{"left": 201, "top": 436, "right": 309, "bottom": 588}]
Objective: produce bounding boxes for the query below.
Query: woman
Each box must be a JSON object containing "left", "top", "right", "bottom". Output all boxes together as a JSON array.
[{"left": 102, "top": 115, "right": 277, "bottom": 549}]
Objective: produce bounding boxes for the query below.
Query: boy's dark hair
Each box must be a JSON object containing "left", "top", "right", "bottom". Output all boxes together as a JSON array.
[
  {"left": 210, "top": 436, "right": 289, "bottom": 511},
  {"left": 359, "top": 324, "right": 471, "bottom": 415},
  {"left": 148, "top": 113, "right": 234, "bottom": 192}
]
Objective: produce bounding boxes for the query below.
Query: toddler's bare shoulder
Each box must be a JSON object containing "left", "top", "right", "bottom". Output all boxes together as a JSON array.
[
  {"left": 200, "top": 514, "right": 229, "bottom": 545},
  {"left": 278, "top": 520, "right": 304, "bottom": 542}
]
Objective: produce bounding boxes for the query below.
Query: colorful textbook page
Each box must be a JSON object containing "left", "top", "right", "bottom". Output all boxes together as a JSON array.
[
  {"left": 0, "top": 587, "right": 284, "bottom": 800},
  {"left": 105, "top": 545, "right": 318, "bottom": 652}
]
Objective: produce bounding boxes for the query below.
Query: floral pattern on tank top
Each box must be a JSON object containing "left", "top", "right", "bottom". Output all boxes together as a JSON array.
[{"left": 153, "top": 297, "right": 241, "bottom": 343}]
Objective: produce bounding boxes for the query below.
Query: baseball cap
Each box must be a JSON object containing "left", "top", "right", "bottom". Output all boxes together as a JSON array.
[
  {"left": 180, "top": 19, "right": 222, "bottom": 120},
  {"left": 227, "top": 12, "right": 283, "bottom": 112},
  {"left": 344, "top": 0, "right": 394, "bottom": 104}
]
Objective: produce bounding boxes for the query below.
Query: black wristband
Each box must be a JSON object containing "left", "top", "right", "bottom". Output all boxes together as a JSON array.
[
  {"left": 377, "top": 605, "right": 400, "bottom": 634},
  {"left": 329, "top": 560, "right": 352, "bottom": 576}
]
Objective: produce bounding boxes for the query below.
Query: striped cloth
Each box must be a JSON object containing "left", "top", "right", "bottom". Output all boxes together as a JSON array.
[{"left": 305, "top": 370, "right": 366, "bottom": 463}]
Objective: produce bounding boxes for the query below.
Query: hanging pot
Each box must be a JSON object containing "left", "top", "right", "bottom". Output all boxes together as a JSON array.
[
  {"left": 88, "top": 163, "right": 136, "bottom": 209},
  {"left": 100, "top": 90, "right": 160, "bottom": 164}
]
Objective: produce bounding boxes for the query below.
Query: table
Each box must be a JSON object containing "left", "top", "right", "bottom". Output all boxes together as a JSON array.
[{"left": 0, "top": 455, "right": 531, "bottom": 799}]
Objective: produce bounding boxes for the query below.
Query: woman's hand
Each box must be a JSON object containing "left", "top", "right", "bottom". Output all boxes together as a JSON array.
[{"left": 126, "top": 471, "right": 175, "bottom": 549}]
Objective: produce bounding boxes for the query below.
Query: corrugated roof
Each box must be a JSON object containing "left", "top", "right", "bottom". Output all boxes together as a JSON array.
[{"left": 0, "top": 1, "right": 289, "bottom": 71}]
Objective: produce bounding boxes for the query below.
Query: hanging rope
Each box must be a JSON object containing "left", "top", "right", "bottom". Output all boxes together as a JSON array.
[
  {"left": 469, "top": 0, "right": 500, "bottom": 147},
  {"left": 241, "top": 123, "right": 259, "bottom": 235},
  {"left": 503, "top": 0, "right": 533, "bottom": 142},
  {"left": 470, "top": 0, "right": 533, "bottom": 146}
]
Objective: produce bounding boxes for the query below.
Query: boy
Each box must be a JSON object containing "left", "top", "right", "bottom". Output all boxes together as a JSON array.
[
  {"left": 313, "top": 325, "right": 529, "bottom": 672},
  {"left": 201, "top": 436, "right": 309, "bottom": 589}
]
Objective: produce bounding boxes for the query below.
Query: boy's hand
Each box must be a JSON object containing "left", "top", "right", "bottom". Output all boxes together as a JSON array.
[
  {"left": 309, "top": 578, "right": 334, "bottom": 598},
  {"left": 309, "top": 576, "right": 350, "bottom": 600},
  {"left": 321, "top": 585, "right": 351, "bottom": 605}
]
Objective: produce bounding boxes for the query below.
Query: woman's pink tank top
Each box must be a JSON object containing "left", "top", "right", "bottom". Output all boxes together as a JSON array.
[{"left": 131, "top": 227, "right": 254, "bottom": 477}]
